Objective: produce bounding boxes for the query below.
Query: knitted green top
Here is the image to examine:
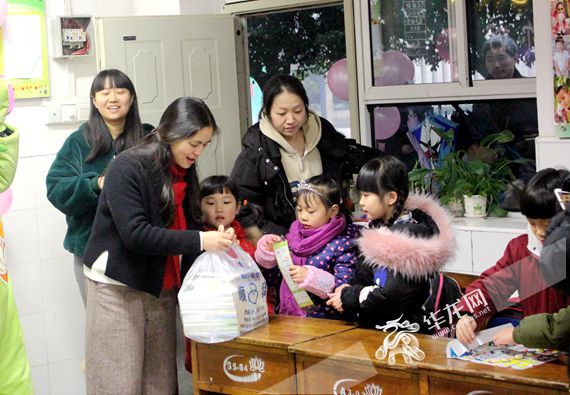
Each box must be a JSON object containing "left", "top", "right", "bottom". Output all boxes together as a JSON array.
[{"left": 46, "top": 123, "right": 153, "bottom": 257}]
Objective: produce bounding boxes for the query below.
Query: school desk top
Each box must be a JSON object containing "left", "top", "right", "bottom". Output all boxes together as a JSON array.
[
  {"left": 289, "top": 327, "right": 570, "bottom": 394},
  {"left": 191, "top": 315, "right": 356, "bottom": 394}
]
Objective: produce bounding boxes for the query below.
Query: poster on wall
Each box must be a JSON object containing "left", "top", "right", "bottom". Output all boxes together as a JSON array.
[
  {"left": 552, "top": 0, "right": 570, "bottom": 137},
  {"left": 0, "top": 0, "right": 49, "bottom": 98}
]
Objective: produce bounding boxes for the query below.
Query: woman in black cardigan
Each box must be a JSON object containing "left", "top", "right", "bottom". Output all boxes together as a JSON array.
[{"left": 82, "top": 97, "right": 235, "bottom": 394}]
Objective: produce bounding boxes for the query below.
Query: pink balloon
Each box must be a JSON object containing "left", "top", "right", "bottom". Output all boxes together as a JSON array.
[
  {"left": 0, "top": 189, "right": 13, "bottom": 216},
  {"left": 327, "top": 58, "right": 349, "bottom": 101},
  {"left": 374, "top": 50, "right": 415, "bottom": 86},
  {"left": 0, "top": 0, "right": 6, "bottom": 27},
  {"left": 374, "top": 107, "right": 401, "bottom": 140}
]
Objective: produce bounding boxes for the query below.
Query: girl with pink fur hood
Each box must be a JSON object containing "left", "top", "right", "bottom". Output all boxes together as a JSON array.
[{"left": 327, "top": 156, "right": 455, "bottom": 332}]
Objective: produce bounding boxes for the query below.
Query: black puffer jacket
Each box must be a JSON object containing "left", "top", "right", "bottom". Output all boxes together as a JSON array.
[
  {"left": 230, "top": 116, "right": 354, "bottom": 235},
  {"left": 341, "top": 195, "right": 455, "bottom": 331}
]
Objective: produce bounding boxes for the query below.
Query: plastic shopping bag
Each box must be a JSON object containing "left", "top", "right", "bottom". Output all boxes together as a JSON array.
[{"left": 178, "top": 244, "right": 269, "bottom": 343}]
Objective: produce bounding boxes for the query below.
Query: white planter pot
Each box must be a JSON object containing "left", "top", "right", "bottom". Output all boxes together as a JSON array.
[{"left": 463, "top": 195, "right": 487, "bottom": 218}]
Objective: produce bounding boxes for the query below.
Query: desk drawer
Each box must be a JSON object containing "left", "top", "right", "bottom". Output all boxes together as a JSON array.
[
  {"left": 195, "top": 342, "right": 295, "bottom": 394},
  {"left": 296, "top": 356, "right": 419, "bottom": 394},
  {"left": 428, "top": 374, "right": 560, "bottom": 394}
]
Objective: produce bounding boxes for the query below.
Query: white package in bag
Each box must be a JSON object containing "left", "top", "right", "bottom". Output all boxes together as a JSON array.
[{"left": 178, "top": 244, "right": 269, "bottom": 343}]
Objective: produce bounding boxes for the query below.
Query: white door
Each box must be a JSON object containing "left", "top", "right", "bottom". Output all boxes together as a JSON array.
[{"left": 95, "top": 15, "right": 248, "bottom": 177}]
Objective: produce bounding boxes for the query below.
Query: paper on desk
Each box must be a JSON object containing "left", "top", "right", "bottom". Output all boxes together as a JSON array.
[{"left": 446, "top": 323, "right": 514, "bottom": 357}]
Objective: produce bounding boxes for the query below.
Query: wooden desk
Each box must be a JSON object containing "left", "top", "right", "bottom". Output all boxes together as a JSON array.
[
  {"left": 290, "top": 328, "right": 570, "bottom": 395},
  {"left": 191, "top": 315, "right": 355, "bottom": 394},
  {"left": 442, "top": 271, "right": 478, "bottom": 292}
]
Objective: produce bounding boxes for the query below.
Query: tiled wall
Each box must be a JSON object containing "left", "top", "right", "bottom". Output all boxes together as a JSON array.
[
  {"left": 4, "top": 150, "right": 86, "bottom": 395},
  {"left": 2, "top": 1, "right": 224, "bottom": 394}
]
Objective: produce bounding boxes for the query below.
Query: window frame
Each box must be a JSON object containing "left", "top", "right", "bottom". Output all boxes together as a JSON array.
[
  {"left": 224, "top": 0, "right": 360, "bottom": 140},
  {"left": 354, "top": 0, "right": 536, "bottom": 145}
]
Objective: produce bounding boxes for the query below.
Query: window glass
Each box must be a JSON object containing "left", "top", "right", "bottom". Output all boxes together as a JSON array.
[
  {"left": 246, "top": 5, "right": 351, "bottom": 137},
  {"left": 468, "top": 0, "right": 535, "bottom": 80},
  {"left": 369, "top": 0, "right": 457, "bottom": 86},
  {"left": 370, "top": 99, "right": 537, "bottom": 211},
  {"left": 368, "top": 0, "right": 535, "bottom": 86}
]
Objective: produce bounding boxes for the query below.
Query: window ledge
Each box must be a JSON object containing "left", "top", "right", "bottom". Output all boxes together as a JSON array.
[{"left": 452, "top": 215, "right": 527, "bottom": 233}]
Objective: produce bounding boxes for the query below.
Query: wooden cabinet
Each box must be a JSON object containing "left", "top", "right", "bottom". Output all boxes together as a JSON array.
[
  {"left": 291, "top": 329, "right": 420, "bottom": 394},
  {"left": 191, "top": 318, "right": 568, "bottom": 394},
  {"left": 426, "top": 374, "right": 561, "bottom": 394},
  {"left": 191, "top": 315, "right": 355, "bottom": 394}
]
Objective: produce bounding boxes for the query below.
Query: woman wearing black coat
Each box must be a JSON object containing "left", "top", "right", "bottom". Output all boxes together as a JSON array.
[{"left": 230, "top": 75, "right": 358, "bottom": 242}]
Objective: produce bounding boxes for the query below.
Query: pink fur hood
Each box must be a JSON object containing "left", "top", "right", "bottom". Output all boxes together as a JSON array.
[{"left": 357, "top": 194, "right": 455, "bottom": 280}]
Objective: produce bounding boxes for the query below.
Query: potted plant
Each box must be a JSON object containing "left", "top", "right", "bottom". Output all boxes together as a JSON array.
[
  {"left": 409, "top": 128, "right": 467, "bottom": 216},
  {"left": 409, "top": 129, "right": 527, "bottom": 217}
]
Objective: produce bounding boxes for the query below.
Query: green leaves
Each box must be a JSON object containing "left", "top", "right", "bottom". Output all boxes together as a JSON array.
[{"left": 408, "top": 131, "right": 529, "bottom": 217}]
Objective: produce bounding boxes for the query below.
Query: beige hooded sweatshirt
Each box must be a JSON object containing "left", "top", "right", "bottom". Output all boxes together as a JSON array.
[{"left": 259, "top": 110, "right": 323, "bottom": 192}]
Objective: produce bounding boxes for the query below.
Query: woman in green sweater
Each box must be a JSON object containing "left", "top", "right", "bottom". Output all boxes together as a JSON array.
[{"left": 46, "top": 69, "right": 151, "bottom": 305}]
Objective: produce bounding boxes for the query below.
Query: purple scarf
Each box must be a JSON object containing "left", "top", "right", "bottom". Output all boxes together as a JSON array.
[{"left": 279, "top": 215, "right": 346, "bottom": 316}]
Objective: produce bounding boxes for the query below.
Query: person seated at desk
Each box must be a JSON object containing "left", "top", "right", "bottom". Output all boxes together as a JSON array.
[
  {"left": 456, "top": 169, "right": 570, "bottom": 345},
  {"left": 494, "top": 199, "right": 570, "bottom": 376}
]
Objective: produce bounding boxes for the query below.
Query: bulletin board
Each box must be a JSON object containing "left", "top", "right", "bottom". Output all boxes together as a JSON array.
[
  {"left": 552, "top": 0, "right": 570, "bottom": 137},
  {"left": 0, "top": 0, "right": 49, "bottom": 98}
]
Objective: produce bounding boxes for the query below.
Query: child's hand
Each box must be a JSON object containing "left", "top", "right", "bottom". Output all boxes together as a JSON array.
[
  {"left": 455, "top": 315, "right": 477, "bottom": 344},
  {"left": 289, "top": 265, "right": 307, "bottom": 284},
  {"left": 326, "top": 284, "right": 350, "bottom": 312},
  {"left": 263, "top": 234, "right": 281, "bottom": 251},
  {"left": 492, "top": 326, "right": 516, "bottom": 346}
]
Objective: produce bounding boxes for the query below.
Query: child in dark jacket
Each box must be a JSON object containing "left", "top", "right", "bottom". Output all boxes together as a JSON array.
[
  {"left": 255, "top": 175, "right": 358, "bottom": 319},
  {"left": 327, "top": 156, "right": 455, "bottom": 332},
  {"left": 456, "top": 168, "right": 570, "bottom": 345}
]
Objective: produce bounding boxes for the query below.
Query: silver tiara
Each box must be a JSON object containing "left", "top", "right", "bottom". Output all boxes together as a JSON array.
[{"left": 297, "top": 181, "right": 340, "bottom": 205}]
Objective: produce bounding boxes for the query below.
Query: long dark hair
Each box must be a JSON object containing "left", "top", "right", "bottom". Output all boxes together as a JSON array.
[
  {"left": 136, "top": 97, "right": 219, "bottom": 224},
  {"left": 84, "top": 69, "right": 144, "bottom": 162},
  {"left": 356, "top": 155, "right": 409, "bottom": 227},
  {"left": 260, "top": 74, "right": 309, "bottom": 120}
]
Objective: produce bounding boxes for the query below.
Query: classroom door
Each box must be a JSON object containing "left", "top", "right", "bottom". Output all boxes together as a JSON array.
[{"left": 95, "top": 15, "right": 248, "bottom": 177}]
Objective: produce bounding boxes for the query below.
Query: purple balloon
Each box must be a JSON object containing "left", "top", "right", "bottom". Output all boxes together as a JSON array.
[
  {"left": 327, "top": 58, "right": 349, "bottom": 101},
  {"left": 0, "top": 188, "right": 12, "bottom": 216},
  {"left": 374, "top": 50, "right": 415, "bottom": 86},
  {"left": 374, "top": 107, "right": 401, "bottom": 140}
]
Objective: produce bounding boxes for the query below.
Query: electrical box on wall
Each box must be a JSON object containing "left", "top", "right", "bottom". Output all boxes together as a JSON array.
[{"left": 51, "top": 16, "right": 93, "bottom": 58}]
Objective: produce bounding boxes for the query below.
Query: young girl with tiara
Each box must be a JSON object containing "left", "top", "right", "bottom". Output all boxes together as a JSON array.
[
  {"left": 327, "top": 155, "right": 455, "bottom": 331},
  {"left": 255, "top": 174, "right": 358, "bottom": 319}
]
